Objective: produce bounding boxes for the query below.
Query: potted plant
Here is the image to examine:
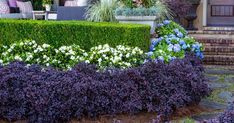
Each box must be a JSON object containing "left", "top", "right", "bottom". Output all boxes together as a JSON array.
[
  {"left": 43, "top": 0, "right": 52, "bottom": 11},
  {"left": 115, "top": 0, "right": 170, "bottom": 34},
  {"left": 184, "top": 0, "right": 201, "bottom": 30}
]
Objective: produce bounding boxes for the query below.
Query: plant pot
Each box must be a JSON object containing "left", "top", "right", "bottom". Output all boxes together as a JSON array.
[
  {"left": 45, "top": 4, "right": 51, "bottom": 11},
  {"left": 77, "top": 0, "right": 89, "bottom": 6},
  {"left": 115, "top": 16, "right": 158, "bottom": 34},
  {"left": 185, "top": 4, "right": 199, "bottom": 30}
]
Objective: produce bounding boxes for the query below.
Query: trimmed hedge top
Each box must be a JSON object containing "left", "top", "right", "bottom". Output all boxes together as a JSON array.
[{"left": 0, "top": 19, "right": 151, "bottom": 51}]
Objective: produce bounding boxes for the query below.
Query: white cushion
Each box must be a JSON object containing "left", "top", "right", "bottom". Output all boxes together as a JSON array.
[
  {"left": 16, "top": 1, "right": 33, "bottom": 13},
  {"left": 64, "top": 0, "right": 79, "bottom": 6},
  {"left": 77, "top": 0, "right": 88, "bottom": 6},
  {"left": 0, "top": 0, "right": 10, "bottom": 14}
]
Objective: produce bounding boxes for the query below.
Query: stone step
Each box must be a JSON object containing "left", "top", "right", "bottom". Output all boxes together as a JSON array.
[{"left": 204, "top": 55, "right": 234, "bottom": 65}]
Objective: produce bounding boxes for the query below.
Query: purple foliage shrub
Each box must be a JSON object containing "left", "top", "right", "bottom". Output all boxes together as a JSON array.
[
  {"left": 219, "top": 102, "right": 234, "bottom": 122},
  {"left": 0, "top": 53, "right": 210, "bottom": 122},
  {"left": 206, "top": 101, "right": 234, "bottom": 123}
]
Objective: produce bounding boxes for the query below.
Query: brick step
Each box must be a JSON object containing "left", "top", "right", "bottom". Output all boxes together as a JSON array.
[
  {"left": 203, "top": 27, "right": 234, "bottom": 31},
  {"left": 203, "top": 42, "right": 234, "bottom": 46},
  {"left": 204, "top": 51, "right": 234, "bottom": 56},
  {"left": 203, "top": 46, "right": 234, "bottom": 53},
  {"left": 203, "top": 55, "right": 234, "bottom": 65},
  {"left": 189, "top": 30, "right": 234, "bottom": 35},
  {"left": 196, "top": 38, "right": 234, "bottom": 44},
  {"left": 204, "top": 61, "right": 234, "bottom": 65}
]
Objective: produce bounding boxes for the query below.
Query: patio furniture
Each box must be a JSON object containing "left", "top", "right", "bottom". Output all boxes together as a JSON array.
[
  {"left": 45, "top": 11, "right": 57, "bottom": 20},
  {"left": 57, "top": 6, "right": 87, "bottom": 20},
  {"left": 0, "top": 1, "right": 33, "bottom": 19},
  {"left": 32, "top": 10, "right": 45, "bottom": 20}
]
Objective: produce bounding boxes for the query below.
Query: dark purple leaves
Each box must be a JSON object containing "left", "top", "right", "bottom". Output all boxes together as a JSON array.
[{"left": 0, "top": 54, "right": 210, "bottom": 122}]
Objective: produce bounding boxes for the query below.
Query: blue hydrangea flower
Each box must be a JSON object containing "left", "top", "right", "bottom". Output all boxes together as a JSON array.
[
  {"left": 151, "top": 38, "right": 158, "bottom": 46},
  {"left": 158, "top": 37, "right": 163, "bottom": 42},
  {"left": 179, "top": 40, "right": 185, "bottom": 45},
  {"left": 174, "top": 29, "right": 179, "bottom": 33},
  {"left": 200, "top": 53, "right": 204, "bottom": 59},
  {"left": 196, "top": 52, "right": 204, "bottom": 59},
  {"left": 147, "top": 52, "right": 153, "bottom": 56},
  {"left": 182, "top": 44, "right": 187, "bottom": 49},
  {"left": 143, "top": 59, "right": 149, "bottom": 63},
  {"left": 157, "top": 23, "right": 164, "bottom": 27},
  {"left": 163, "top": 20, "right": 170, "bottom": 25},
  {"left": 166, "top": 39, "right": 171, "bottom": 44},
  {"left": 150, "top": 45, "right": 155, "bottom": 51},
  {"left": 171, "top": 56, "right": 176, "bottom": 61},
  {"left": 173, "top": 44, "right": 181, "bottom": 52},
  {"left": 158, "top": 56, "right": 164, "bottom": 61},
  {"left": 177, "top": 32, "right": 184, "bottom": 38},
  {"left": 168, "top": 44, "right": 173, "bottom": 51}
]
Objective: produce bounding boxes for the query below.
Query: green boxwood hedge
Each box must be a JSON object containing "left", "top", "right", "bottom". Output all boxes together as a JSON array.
[{"left": 0, "top": 20, "right": 151, "bottom": 51}]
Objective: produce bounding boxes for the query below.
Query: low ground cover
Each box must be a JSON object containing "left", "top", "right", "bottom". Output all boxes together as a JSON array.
[{"left": 0, "top": 54, "right": 209, "bottom": 122}]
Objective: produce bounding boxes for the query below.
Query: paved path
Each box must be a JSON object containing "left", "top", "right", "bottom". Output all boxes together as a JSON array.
[{"left": 189, "top": 65, "right": 234, "bottom": 122}]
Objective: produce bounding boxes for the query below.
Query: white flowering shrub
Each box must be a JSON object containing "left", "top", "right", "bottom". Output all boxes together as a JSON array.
[
  {"left": 85, "top": 44, "right": 145, "bottom": 69},
  {"left": 53, "top": 45, "right": 86, "bottom": 69},
  {"left": 0, "top": 40, "right": 85, "bottom": 70},
  {"left": 0, "top": 40, "right": 145, "bottom": 70}
]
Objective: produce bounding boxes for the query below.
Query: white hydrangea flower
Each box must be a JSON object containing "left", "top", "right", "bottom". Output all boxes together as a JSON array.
[
  {"left": 70, "top": 56, "right": 75, "bottom": 60},
  {"left": 14, "top": 55, "right": 22, "bottom": 61},
  {"left": 42, "top": 44, "right": 50, "bottom": 48}
]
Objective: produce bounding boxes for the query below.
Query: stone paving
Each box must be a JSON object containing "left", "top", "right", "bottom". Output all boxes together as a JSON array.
[{"left": 189, "top": 65, "right": 234, "bottom": 122}]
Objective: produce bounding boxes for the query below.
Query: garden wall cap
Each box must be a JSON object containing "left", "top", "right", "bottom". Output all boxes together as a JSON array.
[{"left": 115, "top": 16, "right": 158, "bottom": 21}]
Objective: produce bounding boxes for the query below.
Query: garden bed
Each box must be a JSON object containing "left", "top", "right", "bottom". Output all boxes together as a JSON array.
[{"left": 0, "top": 20, "right": 213, "bottom": 122}]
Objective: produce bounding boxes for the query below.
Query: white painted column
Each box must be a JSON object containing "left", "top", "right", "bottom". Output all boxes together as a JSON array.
[{"left": 202, "top": 0, "right": 208, "bottom": 26}]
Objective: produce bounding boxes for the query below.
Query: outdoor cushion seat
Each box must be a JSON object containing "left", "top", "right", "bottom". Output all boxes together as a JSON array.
[
  {"left": 0, "top": 13, "right": 32, "bottom": 19},
  {"left": 57, "top": 6, "right": 87, "bottom": 20}
]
